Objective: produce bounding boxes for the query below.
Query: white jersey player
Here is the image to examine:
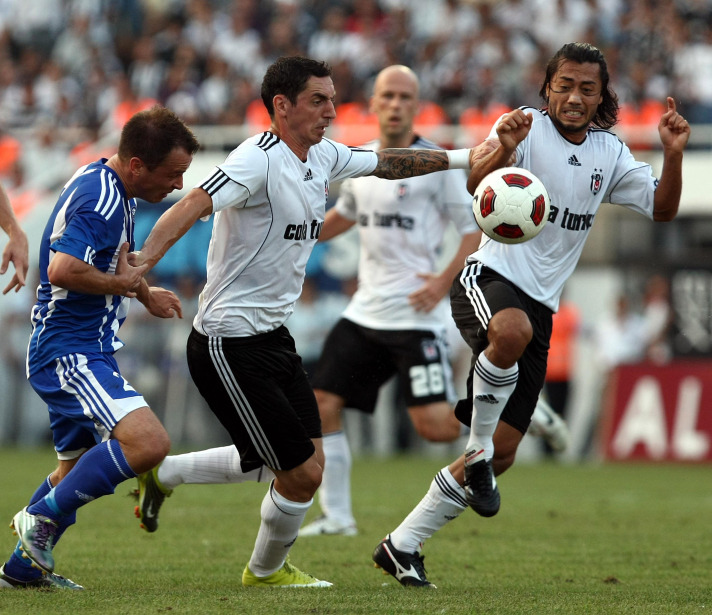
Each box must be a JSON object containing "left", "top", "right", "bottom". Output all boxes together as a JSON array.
[
  {"left": 300, "top": 65, "right": 479, "bottom": 538},
  {"left": 129, "top": 57, "right": 486, "bottom": 588},
  {"left": 372, "top": 42, "right": 690, "bottom": 589}
]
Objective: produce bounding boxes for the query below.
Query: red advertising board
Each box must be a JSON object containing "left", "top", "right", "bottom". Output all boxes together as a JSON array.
[{"left": 600, "top": 362, "right": 712, "bottom": 462}]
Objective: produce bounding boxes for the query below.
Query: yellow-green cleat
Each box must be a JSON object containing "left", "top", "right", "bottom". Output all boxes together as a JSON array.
[
  {"left": 242, "top": 559, "right": 333, "bottom": 588},
  {"left": 133, "top": 466, "right": 172, "bottom": 533}
]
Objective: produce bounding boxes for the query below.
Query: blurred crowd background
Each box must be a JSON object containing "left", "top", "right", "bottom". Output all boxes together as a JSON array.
[{"left": 0, "top": 0, "right": 711, "bottom": 460}]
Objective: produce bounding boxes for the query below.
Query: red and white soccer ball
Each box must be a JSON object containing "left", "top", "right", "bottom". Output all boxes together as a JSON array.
[{"left": 472, "top": 167, "right": 551, "bottom": 244}]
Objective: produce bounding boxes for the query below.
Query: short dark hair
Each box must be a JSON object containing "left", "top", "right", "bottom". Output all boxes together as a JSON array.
[
  {"left": 261, "top": 56, "right": 332, "bottom": 117},
  {"left": 118, "top": 106, "right": 200, "bottom": 170},
  {"left": 539, "top": 42, "right": 619, "bottom": 129}
]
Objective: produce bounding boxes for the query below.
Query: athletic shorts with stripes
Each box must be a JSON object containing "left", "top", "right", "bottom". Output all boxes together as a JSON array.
[
  {"left": 310, "top": 318, "right": 456, "bottom": 414},
  {"left": 29, "top": 353, "right": 149, "bottom": 460},
  {"left": 450, "top": 262, "right": 553, "bottom": 434},
  {"left": 186, "top": 326, "right": 320, "bottom": 473}
]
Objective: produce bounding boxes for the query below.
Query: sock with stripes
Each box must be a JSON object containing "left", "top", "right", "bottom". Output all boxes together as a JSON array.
[
  {"left": 248, "top": 481, "right": 312, "bottom": 577},
  {"left": 157, "top": 445, "right": 274, "bottom": 490},
  {"left": 4, "top": 475, "right": 77, "bottom": 580},
  {"left": 389, "top": 467, "right": 466, "bottom": 554},
  {"left": 465, "top": 351, "right": 518, "bottom": 460},
  {"left": 29, "top": 440, "right": 136, "bottom": 519}
]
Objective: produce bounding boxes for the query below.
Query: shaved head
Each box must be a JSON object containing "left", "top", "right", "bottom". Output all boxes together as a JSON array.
[{"left": 370, "top": 65, "right": 420, "bottom": 147}]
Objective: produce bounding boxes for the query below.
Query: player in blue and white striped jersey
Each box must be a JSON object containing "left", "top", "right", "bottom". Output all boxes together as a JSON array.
[{"left": 1, "top": 107, "right": 199, "bottom": 590}]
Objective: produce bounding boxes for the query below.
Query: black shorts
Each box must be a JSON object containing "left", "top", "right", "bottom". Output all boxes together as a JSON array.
[
  {"left": 450, "top": 262, "right": 553, "bottom": 434},
  {"left": 186, "top": 326, "right": 319, "bottom": 472},
  {"left": 310, "top": 318, "right": 455, "bottom": 414}
]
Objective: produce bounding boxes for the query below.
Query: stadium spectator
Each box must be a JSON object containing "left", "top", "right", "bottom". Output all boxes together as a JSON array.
[
  {"left": 127, "top": 55, "right": 485, "bottom": 588},
  {"left": 0, "top": 106, "right": 198, "bottom": 590},
  {"left": 370, "top": 41, "right": 690, "bottom": 588}
]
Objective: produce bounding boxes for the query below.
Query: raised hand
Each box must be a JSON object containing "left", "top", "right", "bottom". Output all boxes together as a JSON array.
[{"left": 658, "top": 97, "right": 691, "bottom": 153}]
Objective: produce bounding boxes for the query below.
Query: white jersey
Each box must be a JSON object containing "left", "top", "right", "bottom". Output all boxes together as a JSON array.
[
  {"left": 473, "top": 108, "right": 657, "bottom": 312},
  {"left": 195, "top": 132, "right": 378, "bottom": 337},
  {"left": 338, "top": 136, "right": 477, "bottom": 331}
]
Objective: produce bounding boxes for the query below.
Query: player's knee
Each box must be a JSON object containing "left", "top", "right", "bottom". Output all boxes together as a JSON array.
[
  {"left": 489, "top": 318, "right": 532, "bottom": 363},
  {"left": 135, "top": 429, "right": 171, "bottom": 471},
  {"left": 411, "top": 407, "right": 461, "bottom": 442}
]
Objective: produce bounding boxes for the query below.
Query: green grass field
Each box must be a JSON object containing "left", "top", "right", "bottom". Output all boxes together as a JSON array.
[{"left": 0, "top": 447, "right": 710, "bottom": 615}]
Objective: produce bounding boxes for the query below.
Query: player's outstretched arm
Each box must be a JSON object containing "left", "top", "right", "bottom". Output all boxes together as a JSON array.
[
  {"left": 319, "top": 208, "right": 356, "bottom": 242},
  {"left": 134, "top": 188, "right": 213, "bottom": 271}
]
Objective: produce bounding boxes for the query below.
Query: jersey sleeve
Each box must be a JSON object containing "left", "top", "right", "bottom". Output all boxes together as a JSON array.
[
  {"left": 327, "top": 140, "right": 378, "bottom": 182},
  {"left": 604, "top": 145, "right": 656, "bottom": 219},
  {"left": 333, "top": 178, "right": 358, "bottom": 221},
  {"left": 50, "top": 195, "right": 120, "bottom": 268},
  {"left": 197, "top": 145, "right": 267, "bottom": 213},
  {"left": 440, "top": 169, "right": 478, "bottom": 233}
]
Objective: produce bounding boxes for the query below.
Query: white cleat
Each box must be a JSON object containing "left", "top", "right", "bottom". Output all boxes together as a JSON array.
[
  {"left": 528, "top": 397, "right": 569, "bottom": 452},
  {"left": 298, "top": 515, "right": 357, "bottom": 537}
]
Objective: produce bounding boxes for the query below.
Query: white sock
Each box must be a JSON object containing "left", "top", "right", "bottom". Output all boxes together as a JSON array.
[
  {"left": 157, "top": 446, "right": 275, "bottom": 490},
  {"left": 248, "top": 482, "right": 312, "bottom": 576},
  {"left": 465, "top": 352, "right": 518, "bottom": 460},
  {"left": 319, "top": 431, "right": 355, "bottom": 525},
  {"left": 390, "top": 467, "right": 467, "bottom": 554}
]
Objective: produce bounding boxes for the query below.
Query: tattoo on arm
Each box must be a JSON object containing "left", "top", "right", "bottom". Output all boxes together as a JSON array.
[{"left": 372, "top": 149, "right": 449, "bottom": 179}]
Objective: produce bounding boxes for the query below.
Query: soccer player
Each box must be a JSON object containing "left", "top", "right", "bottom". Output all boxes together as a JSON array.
[
  {"left": 372, "top": 42, "right": 690, "bottom": 588},
  {"left": 0, "top": 180, "right": 28, "bottom": 294},
  {"left": 297, "top": 65, "right": 478, "bottom": 537},
  {"left": 129, "top": 56, "right": 486, "bottom": 588},
  {"left": 0, "top": 107, "right": 198, "bottom": 590}
]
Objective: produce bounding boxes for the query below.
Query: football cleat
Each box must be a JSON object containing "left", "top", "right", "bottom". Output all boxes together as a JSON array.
[
  {"left": 10, "top": 508, "right": 57, "bottom": 573},
  {"left": 528, "top": 397, "right": 569, "bottom": 452},
  {"left": 372, "top": 535, "right": 435, "bottom": 588},
  {"left": 298, "top": 515, "right": 358, "bottom": 537},
  {"left": 133, "top": 466, "right": 172, "bottom": 533},
  {"left": 0, "top": 564, "right": 84, "bottom": 590},
  {"left": 242, "top": 559, "right": 333, "bottom": 588},
  {"left": 463, "top": 451, "right": 500, "bottom": 517}
]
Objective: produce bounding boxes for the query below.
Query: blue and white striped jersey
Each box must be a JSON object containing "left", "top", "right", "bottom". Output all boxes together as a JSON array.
[{"left": 27, "top": 159, "right": 136, "bottom": 375}]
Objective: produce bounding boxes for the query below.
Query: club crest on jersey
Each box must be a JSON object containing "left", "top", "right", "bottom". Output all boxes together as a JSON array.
[
  {"left": 590, "top": 168, "right": 603, "bottom": 195},
  {"left": 421, "top": 339, "right": 440, "bottom": 361},
  {"left": 396, "top": 183, "right": 408, "bottom": 200}
]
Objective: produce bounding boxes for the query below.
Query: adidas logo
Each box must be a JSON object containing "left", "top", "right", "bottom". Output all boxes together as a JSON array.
[
  {"left": 475, "top": 394, "right": 498, "bottom": 404},
  {"left": 568, "top": 155, "right": 581, "bottom": 166},
  {"left": 303, "top": 168, "right": 314, "bottom": 181}
]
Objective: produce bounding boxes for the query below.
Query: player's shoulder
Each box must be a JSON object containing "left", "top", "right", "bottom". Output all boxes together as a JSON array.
[
  {"left": 239, "top": 131, "right": 282, "bottom": 156},
  {"left": 411, "top": 135, "right": 440, "bottom": 151}
]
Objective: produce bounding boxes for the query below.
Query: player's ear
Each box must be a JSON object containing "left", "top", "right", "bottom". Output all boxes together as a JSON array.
[
  {"left": 273, "top": 94, "right": 289, "bottom": 117},
  {"left": 129, "top": 157, "right": 144, "bottom": 177}
]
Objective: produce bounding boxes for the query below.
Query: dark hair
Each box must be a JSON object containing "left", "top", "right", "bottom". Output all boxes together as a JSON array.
[
  {"left": 118, "top": 106, "right": 200, "bottom": 170},
  {"left": 261, "top": 56, "right": 332, "bottom": 117},
  {"left": 539, "top": 42, "right": 619, "bottom": 129}
]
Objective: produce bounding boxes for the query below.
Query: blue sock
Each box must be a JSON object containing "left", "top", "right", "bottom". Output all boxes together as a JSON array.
[{"left": 29, "top": 440, "right": 136, "bottom": 519}]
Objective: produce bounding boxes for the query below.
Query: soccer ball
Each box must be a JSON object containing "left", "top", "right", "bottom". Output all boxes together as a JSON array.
[{"left": 472, "top": 167, "right": 550, "bottom": 244}]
